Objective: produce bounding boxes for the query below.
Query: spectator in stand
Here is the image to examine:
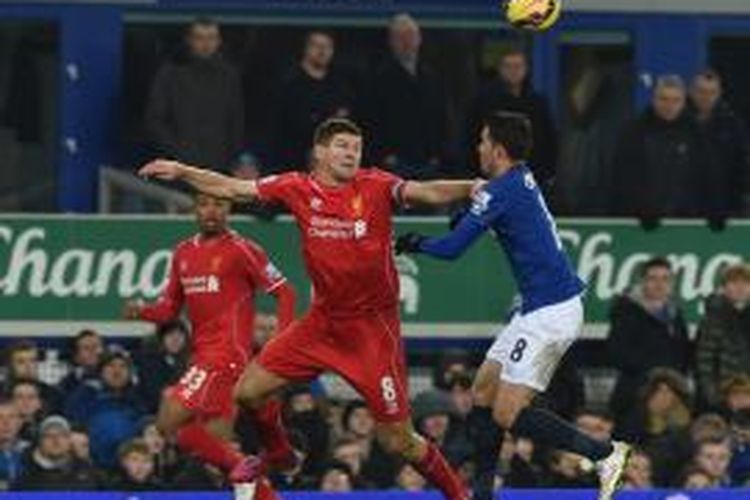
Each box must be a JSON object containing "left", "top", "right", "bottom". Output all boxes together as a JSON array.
[
  {"left": 544, "top": 450, "right": 596, "bottom": 488},
  {"left": 139, "top": 416, "right": 180, "bottom": 482},
  {"left": 695, "top": 263, "right": 750, "bottom": 409},
  {"left": 607, "top": 257, "right": 691, "bottom": 422},
  {"left": 13, "top": 415, "right": 99, "bottom": 490},
  {"left": 9, "top": 380, "right": 47, "bottom": 443},
  {"left": 720, "top": 375, "right": 750, "bottom": 415},
  {"left": 145, "top": 17, "right": 244, "bottom": 171},
  {"left": 64, "top": 349, "right": 146, "bottom": 469},
  {"left": 500, "top": 434, "right": 542, "bottom": 488},
  {"left": 59, "top": 330, "right": 104, "bottom": 395},
  {"left": 470, "top": 47, "right": 557, "bottom": 189},
  {"left": 689, "top": 69, "right": 750, "bottom": 218},
  {"left": 575, "top": 408, "right": 615, "bottom": 443},
  {"left": 341, "top": 400, "right": 398, "bottom": 488},
  {"left": 69, "top": 425, "right": 91, "bottom": 463},
  {"left": 0, "top": 399, "right": 28, "bottom": 490},
  {"left": 432, "top": 350, "right": 472, "bottom": 391},
  {"left": 622, "top": 448, "right": 654, "bottom": 489},
  {"left": 330, "top": 436, "right": 368, "bottom": 488},
  {"left": 319, "top": 460, "right": 354, "bottom": 492},
  {"left": 612, "top": 75, "right": 714, "bottom": 222},
  {"left": 412, "top": 390, "right": 472, "bottom": 467},
  {"left": 270, "top": 30, "right": 354, "bottom": 171},
  {"left": 112, "top": 438, "right": 161, "bottom": 491},
  {"left": 4, "top": 341, "right": 62, "bottom": 413},
  {"left": 692, "top": 437, "right": 733, "bottom": 487},
  {"left": 448, "top": 373, "right": 474, "bottom": 421},
  {"left": 135, "top": 320, "right": 189, "bottom": 414},
  {"left": 395, "top": 463, "right": 426, "bottom": 491},
  {"left": 253, "top": 311, "right": 279, "bottom": 351},
  {"left": 283, "top": 385, "right": 330, "bottom": 479},
  {"left": 729, "top": 409, "right": 750, "bottom": 486},
  {"left": 620, "top": 368, "right": 693, "bottom": 486},
  {"left": 681, "top": 466, "right": 713, "bottom": 489},
  {"left": 368, "top": 13, "right": 447, "bottom": 179}
]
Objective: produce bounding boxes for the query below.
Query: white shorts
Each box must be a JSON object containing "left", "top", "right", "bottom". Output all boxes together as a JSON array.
[{"left": 486, "top": 295, "right": 584, "bottom": 392}]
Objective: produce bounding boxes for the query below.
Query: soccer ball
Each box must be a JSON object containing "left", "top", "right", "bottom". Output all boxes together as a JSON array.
[{"left": 504, "top": 0, "right": 562, "bottom": 31}]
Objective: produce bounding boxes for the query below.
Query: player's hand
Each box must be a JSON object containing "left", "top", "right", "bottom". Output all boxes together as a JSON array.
[
  {"left": 395, "top": 233, "right": 426, "bottom": 255},
  {"left": 122, "top": 299, "right": 144, "bottom": 320},
  {"left": 138, "top": 159, "right": 185, "bottom": 181}
]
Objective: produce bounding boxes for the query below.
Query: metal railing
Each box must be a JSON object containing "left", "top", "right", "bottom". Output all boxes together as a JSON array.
[{"left": 98, "top": 166, "right": 193, "bottom": 214}]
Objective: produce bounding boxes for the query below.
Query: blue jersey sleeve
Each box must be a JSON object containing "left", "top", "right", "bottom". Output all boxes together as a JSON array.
[{"left": 418, "top": 186, "right": 506, "bottom": 260}]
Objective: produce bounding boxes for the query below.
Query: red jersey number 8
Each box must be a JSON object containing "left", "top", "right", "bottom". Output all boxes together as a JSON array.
[{"left": 380, "top": 376, "right": 397, "bottom": 403}]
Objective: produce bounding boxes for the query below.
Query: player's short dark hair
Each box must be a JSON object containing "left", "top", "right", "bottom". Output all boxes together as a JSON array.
[
  {"left": 483, "top": 111, "right": 533, "bottom": 161},
  {"left": 640, "top": 256, "right": 672, "bottom": 278},
  {"left": 313, "top": 118, "right": 362, "bottom": 146}
]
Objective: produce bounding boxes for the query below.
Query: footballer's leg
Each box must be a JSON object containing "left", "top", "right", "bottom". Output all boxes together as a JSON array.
[
  {"left": 233, "top": 364, "right": 298, "bottom": 472},
  {"left": 375, "top": 419, "right": 469, "bottom": 500},
  {"left": 338, "top": 309, "right": 468, "bottom": 500},
  {"left": 467, "top": 359, "right": 504, "bottom": 500}
]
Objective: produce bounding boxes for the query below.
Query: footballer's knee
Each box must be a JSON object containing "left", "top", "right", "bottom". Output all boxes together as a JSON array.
[
  {"left": 472, "top": 360, "right": 501, "bottom": 407},
  {"left": 492, "top": 383, "right": 534, "bottom": 429},
  {"left": 233, "top": 362, "right": 288, "bottom": 411}
]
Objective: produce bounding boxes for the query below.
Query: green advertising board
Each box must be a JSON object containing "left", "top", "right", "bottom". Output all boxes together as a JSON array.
[{"left": 0, "top": 215, "right": 746, "bottom": 338}]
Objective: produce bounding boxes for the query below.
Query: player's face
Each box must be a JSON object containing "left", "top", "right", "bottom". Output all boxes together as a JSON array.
[
  {"left": 315, "top": 133, "right": 362, "bottom": 183},
  {"left": 691, "top": 77, "right": 721, "bottom": 115},
  {"left": 653, "top": 86, "right": 686, "bottom": 122},
  {"left": 195, "top": 194, "right": 231, "bottom": 236},
  {"left": 477, "top": 127, "right": 503, "bottom": 176},
  {"left": 500, "top": 53, "right": 528, "bottom": 88}
]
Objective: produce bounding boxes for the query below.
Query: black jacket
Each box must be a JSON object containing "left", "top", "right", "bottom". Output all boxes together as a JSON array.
[
  {"left": 145, "top": 55, "right": 244, "bottom": 171},
  {"left": 14, "top": 451, "right": 100, "bottom": 491},
  {"left": 607, "top": 292, "right": 691, "bottom": 417},
  {"left": 368, "top": 56, "right": 447, "bottom": 176},
  {"left": 695, "top": 294, "right": 750, "bottom": 408},
  {"left": 612, "top": 109, "right": 717, "bottom": 218},
  {"left": 270, "top": 66, "right": 354, "bottom": 171},
  {"left": 689, "top": 101, "right": 750, "bottom": 216},
  {"left": 472, "top": 80, "right": 558, "bottom": 186},
  {"left": 136, "top": 347, "right": 187, "bottom": 415}
]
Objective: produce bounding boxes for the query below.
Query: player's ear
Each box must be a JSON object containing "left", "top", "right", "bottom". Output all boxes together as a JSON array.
[{"left": 494, "top": 142, "right": 509, "bottom": 164}]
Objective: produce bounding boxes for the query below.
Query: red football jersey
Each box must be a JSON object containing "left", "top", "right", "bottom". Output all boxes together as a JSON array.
[
  {"left": 139, "top": 231, "right": 287, "bottom": 365},
  {"left": 256, "top": 168, "right": 404, "bottom": 316}
]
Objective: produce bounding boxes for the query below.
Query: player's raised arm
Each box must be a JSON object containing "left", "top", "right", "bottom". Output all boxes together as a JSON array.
[
  {"left": 138, "top": 159, "right": 258, "bottom": 202},
  {"left": 401, "top": 179, "right": 484, "bottom": 206}
]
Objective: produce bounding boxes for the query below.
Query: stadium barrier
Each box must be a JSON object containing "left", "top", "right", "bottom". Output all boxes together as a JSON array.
[{"left": 6, "top": 490, "right": 739, "bottom": 500}]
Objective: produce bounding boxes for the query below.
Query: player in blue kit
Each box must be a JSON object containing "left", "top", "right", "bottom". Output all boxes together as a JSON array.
[{"left": 396, "top": 112, "right": 631, "bottom": 500}]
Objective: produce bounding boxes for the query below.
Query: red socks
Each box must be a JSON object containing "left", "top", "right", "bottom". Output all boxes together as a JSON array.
[
  {"left": 176, "top": 422, "right": 243, "bottom": 472},
  {"left": 248, "top": 399, "right": 296, "bottom": 468},
  {"left": 413, "top": 442, "right": 469, "bottom": 500}
]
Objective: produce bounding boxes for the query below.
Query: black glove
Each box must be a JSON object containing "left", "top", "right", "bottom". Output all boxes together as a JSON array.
[
  {"left": 395, "top": 233, "right": 426, "bottom": 255},
  {"left": 449, "top": 207, "right": 468, "bottom": 230}
]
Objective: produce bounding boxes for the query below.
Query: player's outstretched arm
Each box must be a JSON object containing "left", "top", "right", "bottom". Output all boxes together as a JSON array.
[
  {"left": 401, "top": 179, "right": 483, "bottom": 206},
  {"left": 138, "top": 159, "right": 258, "bottom": 202},
  {"left": 396, "top": 212, "right": 487, "bottom": 261}
]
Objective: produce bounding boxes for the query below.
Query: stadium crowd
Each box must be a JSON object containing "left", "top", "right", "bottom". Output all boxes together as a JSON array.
[
  {"left": 0, "top": 259, "right": 748, "bottom": 492},
  {"left": 136, "top": 15, "right": 750, "bottom": 221}
]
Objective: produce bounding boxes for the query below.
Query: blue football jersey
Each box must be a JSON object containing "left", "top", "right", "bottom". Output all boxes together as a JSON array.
[{"left": 419, "top": 165, "right": 584, "bottom": 313}]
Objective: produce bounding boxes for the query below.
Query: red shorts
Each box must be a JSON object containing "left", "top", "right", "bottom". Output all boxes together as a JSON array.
[
  {"left": 257, "top": 306, "right": 410, "bottom": 423},
  {"left": 165, "top": 361, "right": 244, "bottom": 421}
]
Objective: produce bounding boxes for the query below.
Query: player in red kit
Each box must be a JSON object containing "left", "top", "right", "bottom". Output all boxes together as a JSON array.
[
  {"left": 139, "top": 118, "right": 479, "bottom": 499},
  {"left": 124, "top": 193, "right": 297, "bottom": 499}
]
